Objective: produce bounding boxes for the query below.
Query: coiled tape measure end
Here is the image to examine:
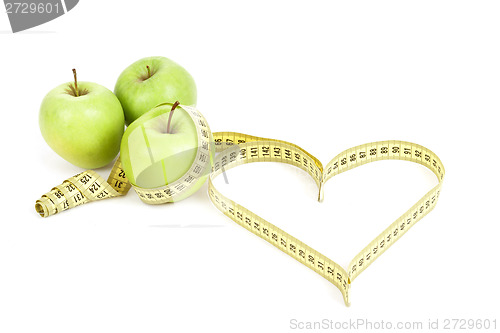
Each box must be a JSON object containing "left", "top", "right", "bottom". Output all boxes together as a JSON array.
[{"left": 35, "top": 157, "right": 132, "bottom": 218}]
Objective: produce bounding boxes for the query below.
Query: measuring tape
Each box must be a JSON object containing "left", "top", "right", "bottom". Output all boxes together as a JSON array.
[
  {"left": 35, "top": 105, "right": 445, "bottom": 306},
  {"left": 35, "top": 105, "right": 212, "bottom": 215}
]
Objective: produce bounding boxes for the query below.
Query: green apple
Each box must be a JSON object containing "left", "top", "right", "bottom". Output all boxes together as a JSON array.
[
  {"left": 120, "top": 102, "right": 213, "bottom": 201},
  {"left": 114, "top": 56, "right": 197, "bottom": 125},
  {"left": 39, "top": 69, "right": 125, "bottom": 169}
]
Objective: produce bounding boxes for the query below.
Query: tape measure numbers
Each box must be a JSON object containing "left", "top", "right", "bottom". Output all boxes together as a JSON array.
[
  {"left": 208, "top": 134, "right": 444, "bottom": 305},
  {"left": 35, "top": 105, "right": 445, "bottom": 306},
  {"left": 36, "top": 105, "right": 212, "bottom": 216}
]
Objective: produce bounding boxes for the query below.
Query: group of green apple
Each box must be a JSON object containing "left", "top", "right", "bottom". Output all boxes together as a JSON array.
[{"left": 39, "top": 56, "right": 211, "bottom": 198}]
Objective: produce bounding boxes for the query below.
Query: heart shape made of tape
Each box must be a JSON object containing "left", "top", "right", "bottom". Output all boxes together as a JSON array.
[{"left": 207, "top": 132, "right": 444, "bottom": 306}]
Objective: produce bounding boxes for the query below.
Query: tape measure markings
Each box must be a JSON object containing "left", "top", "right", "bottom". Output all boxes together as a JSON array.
[
  {"left": 208, "top": 134, "right": 444, "bottom": 305},
  {"left": 209, "top": 135, "right": 351, "bottom": 304},
  {"left": 130, "top": 105, "right": 213, "bottom": 204},
  {"left": 35, "top": 106, "right": 445, "bottom": 306}
]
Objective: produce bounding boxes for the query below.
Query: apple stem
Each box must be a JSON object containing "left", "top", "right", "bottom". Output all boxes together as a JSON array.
[
  {"left": 146, "top": 65, "right": 151, "bottom": 79},
  {"left": 72, "top": 68, "right": 79, "bottom": 97},
  {"left": 167, "top": 101, "right": 180, "bottom": 134}
]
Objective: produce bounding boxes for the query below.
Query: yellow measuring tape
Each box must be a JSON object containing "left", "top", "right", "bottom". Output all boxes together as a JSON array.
[{"left": 35, "top": 105, "right": 445, "bottom": 306}]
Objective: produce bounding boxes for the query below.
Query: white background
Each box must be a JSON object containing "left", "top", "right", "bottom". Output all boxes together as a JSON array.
[{"left": 1, "top": 1, "right": 499, "bottom": 332}]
